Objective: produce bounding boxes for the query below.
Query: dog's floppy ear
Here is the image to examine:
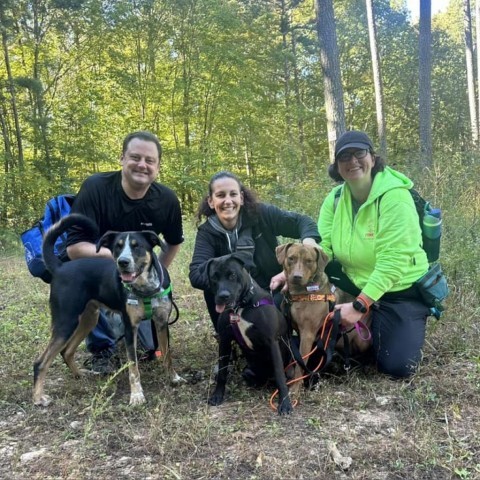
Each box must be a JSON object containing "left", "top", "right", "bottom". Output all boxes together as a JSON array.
[
  {"left": 314, "top": 246, "right": 330, "bottom": 274},
  {"left": 206, "top": 256, "right": 218, "bottom": 277},
  {"left": 276, "top": 243, "right": 293, "bottom": 265},
  {"left": 142, "top": 230, "right": 162, "bottom": 249},
  {"left": 96, "top": 231, "right": 119, "bottom": 253},
  {"left": 231, "top": 250, "right": 255, "bottom": 271}
]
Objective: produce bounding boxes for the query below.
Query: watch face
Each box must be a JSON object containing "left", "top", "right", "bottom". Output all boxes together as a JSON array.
[{"left": 353, "top": 300, "right": 367, "bottom": 313}]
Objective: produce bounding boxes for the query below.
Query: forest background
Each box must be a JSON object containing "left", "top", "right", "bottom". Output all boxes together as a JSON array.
[
  {"left": 0, "top": 0, "right": 479, "bottom": 478},
  {"left": 1, "top": 0, "right": 478, "bottom": 299}
]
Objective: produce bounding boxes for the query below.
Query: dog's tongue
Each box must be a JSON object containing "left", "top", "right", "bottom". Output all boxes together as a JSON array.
[
  {"left": 215, "top": 304, "right": 226, "bottom": 314},
  {"left": 121, "top": 272, "right": 137, "bottom": 283}
]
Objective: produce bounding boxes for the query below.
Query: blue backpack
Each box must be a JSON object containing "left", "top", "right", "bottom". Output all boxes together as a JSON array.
[{"left": 20, "top": 194, "right": 75, "bottom": 283}]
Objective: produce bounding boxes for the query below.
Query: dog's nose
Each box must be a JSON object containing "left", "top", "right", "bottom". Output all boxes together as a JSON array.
[
  {"left": 217, "top": 290, "right": 231, "bottom": 302},
  {"left": 117, "top": 257, "right": 130, "bottom": 268}
]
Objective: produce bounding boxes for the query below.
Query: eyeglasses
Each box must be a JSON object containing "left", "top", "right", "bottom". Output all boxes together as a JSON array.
[{"left": 336, "top": 149, "right": 369, "bottom": 162}]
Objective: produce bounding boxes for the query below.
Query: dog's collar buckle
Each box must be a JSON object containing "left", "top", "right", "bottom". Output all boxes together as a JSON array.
[{"left": 230, "top": 313, "right": 241, "bottom": 324}]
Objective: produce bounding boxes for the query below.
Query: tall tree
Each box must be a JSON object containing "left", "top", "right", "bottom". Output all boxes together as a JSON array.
[
  {"left": 463, "top": 0, "right": 478, "bottom": 146},
  {"left": 419, "top": 0, "right": 432, "bottom": 166},
  {"left": 365, "top": 0, "right": 387, "bottom": 158},
  {"left": 476, "top": 0, "right": 480, "bottom": 130},
  {"left": 315, "top": 0, "right": 345, "bottom": 161},
  {"left": 0, "top": 2, "right": 24, "bottom": 170}
]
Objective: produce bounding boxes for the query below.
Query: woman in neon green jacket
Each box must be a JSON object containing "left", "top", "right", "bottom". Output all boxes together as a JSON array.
[{"left": 318, "top": 130, "right": 430, "bottom": 378}]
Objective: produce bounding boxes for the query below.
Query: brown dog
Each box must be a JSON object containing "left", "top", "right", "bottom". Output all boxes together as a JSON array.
[{"left": 276, "top": 243, "right": 371, "bottom": 394}]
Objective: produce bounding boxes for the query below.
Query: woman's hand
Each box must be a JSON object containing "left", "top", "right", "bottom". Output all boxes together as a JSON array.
[
  {"left": 270, "top": 271, "right": 287, "bottom": 292},
  {"left": 334, "top": 302, "right": 365, "bottom": 329},
  {"left": 302, "top": 237, "right": 320, "bottom": 248}
]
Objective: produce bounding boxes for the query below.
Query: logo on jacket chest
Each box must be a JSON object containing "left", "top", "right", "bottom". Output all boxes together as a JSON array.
[{"left": 364, "top": 219, "right": 376, "bottom": 239}]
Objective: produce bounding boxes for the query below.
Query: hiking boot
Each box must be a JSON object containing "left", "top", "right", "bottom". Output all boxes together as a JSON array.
[{"left": 83, "top": 349, "right": 120, "bottom": 375}]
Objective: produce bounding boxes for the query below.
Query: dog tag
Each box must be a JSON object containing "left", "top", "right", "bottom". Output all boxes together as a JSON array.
[
  {"left": 230, "top": 313, "right": 241, "bottom": 324},
  {"left": 306, "top": 284, "right": 320, "bottom": 292},
  {"left": 127, "top": 298, "right": 139, "bottom": 306}
]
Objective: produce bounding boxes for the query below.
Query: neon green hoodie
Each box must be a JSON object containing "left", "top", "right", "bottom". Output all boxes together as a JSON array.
[{"left": 318, "top": 167, "right": 429, "bottom": 301}]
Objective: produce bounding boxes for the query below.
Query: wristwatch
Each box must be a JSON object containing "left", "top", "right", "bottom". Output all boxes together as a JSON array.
[{"left": 352, "top": 298, "right": 368, "bottom": 314}]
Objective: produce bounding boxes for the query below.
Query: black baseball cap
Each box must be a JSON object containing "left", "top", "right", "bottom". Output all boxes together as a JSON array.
[{"left": 335, "top": 130, "right": 374, "bottom": 159}]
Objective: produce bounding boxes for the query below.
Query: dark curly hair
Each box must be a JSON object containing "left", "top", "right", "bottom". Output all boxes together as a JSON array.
[
  {"left": 195, "top": 171, "right": 260, "bottom": 225},
  {"left": 328, "top": 151, "right": 386, "bottom": 182}
]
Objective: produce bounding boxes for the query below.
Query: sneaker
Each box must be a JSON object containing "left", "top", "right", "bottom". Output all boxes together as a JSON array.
[{"left": 83, "top": 349, "right": 120, "bottom": 375}]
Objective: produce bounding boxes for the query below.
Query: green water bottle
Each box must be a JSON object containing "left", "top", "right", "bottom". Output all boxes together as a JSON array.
[{"left": 422, "top": 208, "right": 442, "bottom": 263}]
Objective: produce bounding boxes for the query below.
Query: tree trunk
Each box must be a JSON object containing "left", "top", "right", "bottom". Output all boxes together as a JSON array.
[
  {"left": 366, "top": 0, "right": 387, "bottom": 159},
  {"left": 419, "top": 0, "right": 433, "bottom": 167},
  {"left": 32, "top": 1, "right": 52, "bottom": 174},
  {"left": 463, "top": 0, "right": 478, "bottom": 147},
  {"left": 476, "top": 0, "right": 480, "bottom": 133},
  {"left": 279, "top": 0, "right": 292, "bottom": 140},
  {"left": 291, "top": 30, "right": 307, "bottom": 174},
  {"left": 0, "top": 5, "right": 24, "bottom": 170},
  {"left": 315, "top": 0, "right": 346, "bottom": 162}
]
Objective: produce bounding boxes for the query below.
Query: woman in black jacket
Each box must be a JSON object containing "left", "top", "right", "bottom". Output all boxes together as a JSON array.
[{"left": 189, "top": 171, "right": 321, "bottom": 331}]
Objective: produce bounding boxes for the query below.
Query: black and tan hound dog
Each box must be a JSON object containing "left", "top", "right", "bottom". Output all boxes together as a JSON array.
[{"left": 33, "top": 213, "right": 183, "bottom": 407}]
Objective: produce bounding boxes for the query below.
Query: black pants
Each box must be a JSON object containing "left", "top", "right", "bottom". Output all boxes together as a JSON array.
[
  {"left": 326, "top": 260, "right": 430, "bottom": 378},
  {"left": 372, "top": 295, "right": 429, "bottom": 378}
]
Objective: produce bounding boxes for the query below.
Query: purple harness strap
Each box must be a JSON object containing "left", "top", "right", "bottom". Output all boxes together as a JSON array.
[
  {"left": 341, "top": 320, "right": 371, "bottom": 341},
  {"left": 229, "top": 312, "right": 252, "bottom": 350},
  {"left": 252, "top": 297, "right": 274, "bottom": 307},
  {"left": 354, "top": 320, "right": 372, "bottom": 341}
]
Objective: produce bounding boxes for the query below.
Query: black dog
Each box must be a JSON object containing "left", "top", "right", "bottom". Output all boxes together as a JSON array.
[
  {"left": 33, "top": 213, "right": 183, "bottom": 407},
  {"left": 207, "top": 253, "right": 293, "bottom": 415}
]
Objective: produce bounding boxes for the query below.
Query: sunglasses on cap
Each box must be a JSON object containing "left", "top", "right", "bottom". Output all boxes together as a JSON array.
[{"left": 336, "top": 149, "right": 369, "bottom": 163}]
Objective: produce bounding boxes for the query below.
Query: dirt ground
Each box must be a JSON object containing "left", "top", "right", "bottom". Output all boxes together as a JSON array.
[{"left": 0, "top": 256, "right": 479, "bottom": 479}]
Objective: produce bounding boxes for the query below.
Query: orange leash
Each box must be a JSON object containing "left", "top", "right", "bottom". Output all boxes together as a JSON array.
[{"left": 269, "top": 311, "right": 336, "bottom": 411}]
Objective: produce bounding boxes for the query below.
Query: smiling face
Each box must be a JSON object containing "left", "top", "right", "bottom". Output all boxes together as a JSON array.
[
  {"left": 208, "top": 177, "right": 244, "bottom": 230},
  {"left": 120, "top": 138, "right": 160, "bottom": 198},
  {"left": 336, "top": 148, "right": 375, "bottom": 185}
]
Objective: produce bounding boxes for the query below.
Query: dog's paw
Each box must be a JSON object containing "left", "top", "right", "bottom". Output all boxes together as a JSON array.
[
  {"left": 79, "top": 368, "right": 98, "bottom": 376},
  {"left": 171, "top": 372, "right": 186, "bottom": 385},
  {"left": 129, "top": 392, "right": 146, "bottom": 406},
  {"left": 33, "top": 394, "right": 52, "bottom": 407},
  {"left": 277, "top": 398, "right": 294, "bottom": 415},
  {"left": 288, "top": 382, "right": 302, "bottom": 397},
  {"left": 208, "top": 393, "right": 225, "bottom": 406}
]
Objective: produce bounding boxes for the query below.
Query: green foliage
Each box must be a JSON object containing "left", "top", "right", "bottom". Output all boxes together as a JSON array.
[{"left": 0, "top": 0, "right": 478, "bottom": 238}]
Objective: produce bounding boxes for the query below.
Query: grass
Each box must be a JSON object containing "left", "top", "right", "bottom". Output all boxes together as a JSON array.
[
  {"left": 0, "top": 158, "right": 479, "bottom": 479},
  {"left": 0, "top": 245, "right": 479, "bottom": 479}
]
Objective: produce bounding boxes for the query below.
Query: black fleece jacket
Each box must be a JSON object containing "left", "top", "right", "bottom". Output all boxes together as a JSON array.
[{"left": 189, "top": 203, "right": 321, "bottom": 290}]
